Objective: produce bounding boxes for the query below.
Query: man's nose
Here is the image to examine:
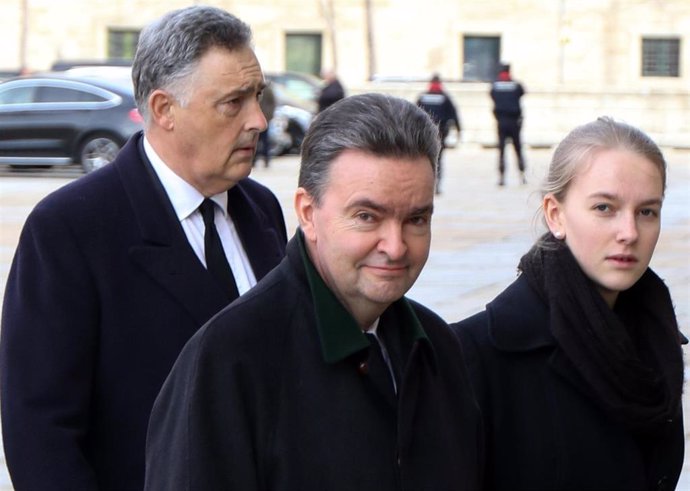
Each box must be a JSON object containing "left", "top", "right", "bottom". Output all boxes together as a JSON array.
[
  {"left": 377, "top": 223, "right": 407, "bottom": 260},
  {"left": 247, "top": 99, "right": 268, "bottom": 133}
]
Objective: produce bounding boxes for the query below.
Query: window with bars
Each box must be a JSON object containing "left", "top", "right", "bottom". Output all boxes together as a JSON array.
[
  {"left": 108, "top": 29, "right": 140, "bottom": 60},
  {"left": 642, "top": 37, "right": 680, "bottom": 77}
]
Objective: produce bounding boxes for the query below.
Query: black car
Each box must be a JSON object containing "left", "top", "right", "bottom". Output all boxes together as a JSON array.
[{"left": 0, "top": 71, "right": 142, "bottom": 173}]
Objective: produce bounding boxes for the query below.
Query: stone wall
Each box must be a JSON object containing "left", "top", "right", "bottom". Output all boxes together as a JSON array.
[{"left": 1, "top": 0, "right": 688, "bottom": 147}]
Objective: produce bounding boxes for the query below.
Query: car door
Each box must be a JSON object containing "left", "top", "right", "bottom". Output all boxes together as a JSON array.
[
  {"left": 29, "top": 84, "right": 101, "bottom": 160},
  {"left": 0, "top": 83, "right": 67, "bottom": 163},
  {"left": 0, "top": 79, "right": 112, "bottom": 164}
]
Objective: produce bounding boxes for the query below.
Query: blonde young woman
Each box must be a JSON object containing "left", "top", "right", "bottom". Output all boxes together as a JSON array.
[{"left": 452, "top": 117, "right": 685, "bottom": 490}]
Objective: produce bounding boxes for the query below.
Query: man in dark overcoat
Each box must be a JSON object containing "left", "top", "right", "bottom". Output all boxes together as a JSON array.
[
  {"left": 145, "top": 93, "right": 483, "bottom": 490},
  {"left": 0, "top": 6, "right": 287, "bottom": 490}
]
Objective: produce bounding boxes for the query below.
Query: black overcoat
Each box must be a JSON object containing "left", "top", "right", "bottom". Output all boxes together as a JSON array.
[
  {"left": 0, "top": 132, "right": 288, "bottom": 490},
  {"left": 451, "top": 274, "right": 684, "bottom": 491},
  {"left": 145, "top": 235, "right": 484, "bottom": 490}
]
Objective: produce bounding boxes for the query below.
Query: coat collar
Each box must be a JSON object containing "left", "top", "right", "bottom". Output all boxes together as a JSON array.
[
  {"left": 487, "top": 274, "right": 556, "bottom": 352},
  {"left": 226, "top": 182, "right": 285, "bottom": 280}
]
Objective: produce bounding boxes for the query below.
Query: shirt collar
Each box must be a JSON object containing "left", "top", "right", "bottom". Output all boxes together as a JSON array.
[
  {"left": 296, "top": 230, "right": 428, "bottom": 364},
  {"left": 143, "top": 136, "right": 228, "bottom": 220}
]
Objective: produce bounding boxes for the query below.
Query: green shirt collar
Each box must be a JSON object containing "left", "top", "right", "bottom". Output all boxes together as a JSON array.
[{"left": 297, "top": 230, "right": 429, "bottom": 364}]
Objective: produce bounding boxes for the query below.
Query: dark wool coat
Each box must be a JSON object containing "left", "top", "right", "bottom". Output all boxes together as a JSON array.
[
  {"left": 451, "top": 274, "right": 684, "bottom": 491},
  {"left": 145, "top": 235, "right": 484, "bottom": 491},
  {"left": 0, "top": 132, "right": 287, "bottom": 490}
]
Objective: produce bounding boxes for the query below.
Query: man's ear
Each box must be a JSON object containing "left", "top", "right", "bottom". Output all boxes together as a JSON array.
[
  {"left": 543, "top": 193, "right": 565, "bottom": 238},
  {"left": 148, "top": 89, "right": 175, "bottom": 130},
  {"left": 294, "top": 187, "right": 317, "bottom": 243}
]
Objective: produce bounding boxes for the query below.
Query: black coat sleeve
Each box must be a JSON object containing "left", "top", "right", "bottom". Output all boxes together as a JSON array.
[{"left": 0, "top": 203, "right": 100, "bottom": 489}]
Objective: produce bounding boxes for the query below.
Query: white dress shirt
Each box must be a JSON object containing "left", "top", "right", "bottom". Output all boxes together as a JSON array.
[{"left": 143, "top": 137, "right": 257, "bottom": 295}]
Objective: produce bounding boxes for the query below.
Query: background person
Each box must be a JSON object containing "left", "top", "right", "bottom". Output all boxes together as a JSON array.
[
  {"left": 0, "top": 6, "right": 287, "bottom": 490},
  {"left": 253, "top": 82, "right": 276, "bottom": 168},
  {"left": 490, "top": 63, "right": 526, "bottom": 186},
  {"left": 416, "top": 73, "right": 461, "bottom": 194},
  {"left": 452, "top": 116, "right": 685, "bottom": 490},
  {"left": 145, "top": 93, "right": 483, "bottom": 490},
  {"left": 317, "top": 69, "right": 345, "bottom": 112}
]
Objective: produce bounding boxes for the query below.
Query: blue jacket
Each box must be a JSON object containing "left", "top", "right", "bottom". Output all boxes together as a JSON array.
[
  {"left": 490, "top": 80, "right": 524, "bottom": 119},
  {"left": 416, "top": 90, "right": 461, "bottom": 136}
]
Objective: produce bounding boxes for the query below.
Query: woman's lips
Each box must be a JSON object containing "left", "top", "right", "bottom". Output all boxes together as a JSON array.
[{"left": 606, "top": 254, "right": 638, "bottom": 267}]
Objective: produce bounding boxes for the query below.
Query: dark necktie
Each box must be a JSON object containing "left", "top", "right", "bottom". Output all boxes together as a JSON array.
[
  {"left": 365, "top": 332, "right": 398, "bottom": 395},
  {"left": 199, "top": 198, "right": 240, "bottom": 301}
]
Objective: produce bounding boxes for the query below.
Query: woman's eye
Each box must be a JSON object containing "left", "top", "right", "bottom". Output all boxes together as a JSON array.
[
  {"left": 639, "top": 208, "right": 659, "bottom": 218},
  {"left": 594, "top": 203, "right": 610, "bottom": 212}
]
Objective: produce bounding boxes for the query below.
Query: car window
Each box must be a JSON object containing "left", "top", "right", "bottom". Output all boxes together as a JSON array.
[
  {"left": 282, "top": 79, "right": 318, "bottom": 101},
  {"left": 0, "top": 86, "right": 36, "bottom": 104},
  {"left": 35, "top": 86, "right": 107, "bottom": 103}
]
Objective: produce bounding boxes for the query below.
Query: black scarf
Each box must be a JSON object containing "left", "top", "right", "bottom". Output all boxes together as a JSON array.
[{"left": 518, "top": 234, "right": 684, "bottom": 434}]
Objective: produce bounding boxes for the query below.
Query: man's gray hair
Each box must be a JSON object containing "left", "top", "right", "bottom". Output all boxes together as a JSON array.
[
  {"left": 298, "top": 93, "right": 441, "bottom": 205},
  {"left": 131, "top": 5, "right": 252, "bottom": 123}
]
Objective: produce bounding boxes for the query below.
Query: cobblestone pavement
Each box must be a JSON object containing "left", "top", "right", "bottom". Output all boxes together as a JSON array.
[{"left": 0, "top": 144, "right": 688, "bottom": 489}]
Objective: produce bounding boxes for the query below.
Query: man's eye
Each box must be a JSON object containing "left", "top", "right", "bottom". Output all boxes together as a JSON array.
[
  {"left": 594, "top": 203, "right": 611, "bottom": 212},
  {"left": 409, "top": 216, "right": 429, "bottom": 226}
]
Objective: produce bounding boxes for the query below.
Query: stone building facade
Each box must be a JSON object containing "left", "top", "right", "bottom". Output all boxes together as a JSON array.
[{"left": 1, "top": 0, "right": 688, "bottom": 147}]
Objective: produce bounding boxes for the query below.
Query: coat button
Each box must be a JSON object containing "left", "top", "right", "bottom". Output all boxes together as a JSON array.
[{"left": 358, "top": 361, "right": 369, "bottom": 375}]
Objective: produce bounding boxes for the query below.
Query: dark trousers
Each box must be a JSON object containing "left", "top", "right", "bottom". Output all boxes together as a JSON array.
[{"left": 496, "top": 118, "right": 525, "bottom": 174}]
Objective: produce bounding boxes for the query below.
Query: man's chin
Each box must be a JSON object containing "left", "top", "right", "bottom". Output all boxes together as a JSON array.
[
  {"left": 229, "top": 158, "right": 254, "bottom": 177},
  {"left": 365, "top": 284, "right": 410, "bottom": 306}
]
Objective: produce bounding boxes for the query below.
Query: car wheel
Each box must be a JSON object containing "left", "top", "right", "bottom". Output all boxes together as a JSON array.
[{"left": 79, "top": 134, "right": 122, "bottom": 173}]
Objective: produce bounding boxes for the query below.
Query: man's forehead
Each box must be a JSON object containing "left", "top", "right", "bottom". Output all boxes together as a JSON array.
[{"left": 325, "top": 162, "right": 433, "bottom": 208}]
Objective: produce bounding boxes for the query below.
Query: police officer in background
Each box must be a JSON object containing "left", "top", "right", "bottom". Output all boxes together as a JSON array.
[
  {"left": 416, "top": 73, "right": 461, "bottom": 195},
  {"left": 490, "top": 63, "right": 526, "bottom": 186}
]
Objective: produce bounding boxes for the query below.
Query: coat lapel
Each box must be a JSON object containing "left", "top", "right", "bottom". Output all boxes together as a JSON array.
[
  {"left": 227, "top": 183, "right": 285, "bottom": 279},
  {"left": 116, "top": 134, "right": 231, "bottom": 326}
]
